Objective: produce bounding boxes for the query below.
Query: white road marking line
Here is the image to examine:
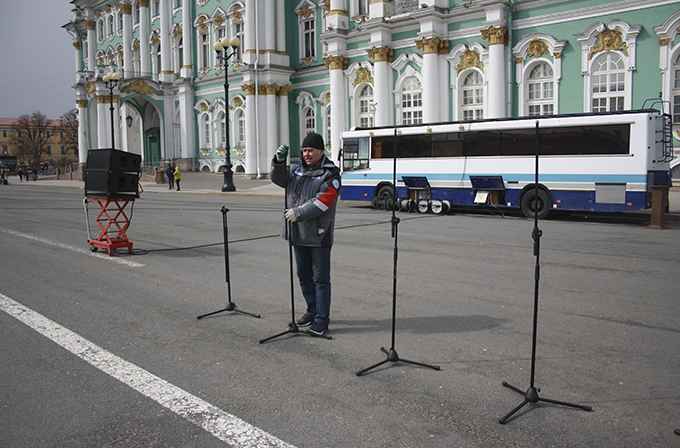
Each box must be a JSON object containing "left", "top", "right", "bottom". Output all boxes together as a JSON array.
[
  {"left": 0, "top": 293, "right": 296, "bottom": 448},
  {"left": 0, "top": 229, "right": 144, "bottom": 267}
]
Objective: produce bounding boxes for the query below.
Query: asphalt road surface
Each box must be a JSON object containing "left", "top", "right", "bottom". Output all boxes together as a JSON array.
[{"left": 1, "top": 184, "right": 679, "bottom": 447}]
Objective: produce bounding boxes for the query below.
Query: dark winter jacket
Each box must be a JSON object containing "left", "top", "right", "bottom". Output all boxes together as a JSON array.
[{"left": 270, "top": 154, "right": 341, "bottom": 247}]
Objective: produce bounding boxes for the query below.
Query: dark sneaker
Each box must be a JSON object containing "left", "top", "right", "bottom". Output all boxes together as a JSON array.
[
  {"left": 295, "top": 314, "right": 314, "bottom": 327},
  {"left": 308, "top": 322, "right": 328, "bottom": 336}
]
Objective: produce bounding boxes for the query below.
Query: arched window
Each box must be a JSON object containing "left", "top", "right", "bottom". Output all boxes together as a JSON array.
[
  {"left": 358, "top": 85, "right": 374, "bottom": 128},
  {"left": 200, "top": 114, "right": 211, "bottom": 149},
  {"left": 401, "top": 77, "right": 422, "bottom": 125},
  {"left": 235, "top": 109, "right": 245, "bottom": 145},
  {"left": 98, "top": 19, "right": 105, "bottom": 40},
  {"left": 303, "top": 107, "right": 316, "bottom": 136},
  {"left": 672, "top": 52, "right": 680, "bottom": 124},
  {"left": 199, "top": 31, "right": 210, "bottom": 70},
  {"left": 527, "top": 63, "right": 554, "bottom": 116},
  {"left": 591, "top": 53, "right": 625, "bottom": 112},
  {"left": 461, "top": 71, "right": 483, "bottom": 120}
]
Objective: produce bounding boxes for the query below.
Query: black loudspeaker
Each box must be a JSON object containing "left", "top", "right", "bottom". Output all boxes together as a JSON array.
[
  {"left": 85, "top": 149, "right": 140, "bottom": 198},
  {"left": 87, "top": 148, "right": 141, "bottom": 172}
]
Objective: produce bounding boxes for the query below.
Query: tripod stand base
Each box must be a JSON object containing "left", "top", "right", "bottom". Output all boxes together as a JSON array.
[
  {"left": 259, "top": 322, "right": 332, "bottom": 343},
  {"left": 356, "top": 347, "right": 440, "bottom": 376},
  {"left": 498, "top": 382, "right": 592, "bottom": 424},
  {"left": 197, "top": 301, "right": 261, "bottom": 319}
]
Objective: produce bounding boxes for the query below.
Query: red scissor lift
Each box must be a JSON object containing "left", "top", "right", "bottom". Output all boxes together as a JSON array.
[{"left": 83, "top": 149, "right": 141, "bottom": 256}]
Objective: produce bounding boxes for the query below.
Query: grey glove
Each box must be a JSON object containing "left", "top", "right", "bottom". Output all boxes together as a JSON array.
[
  {"left": 276, "top": 144, "right": 289, "bottom": 162},
  {"left": 284, "top": 208, "right": 297, "bottom": 222}
]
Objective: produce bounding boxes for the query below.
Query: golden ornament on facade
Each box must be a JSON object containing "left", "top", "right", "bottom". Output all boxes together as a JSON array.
[
  {"left": 322, "top": 0, "right": 330, "bottom": 15},
  {"left": 119, "top": 3, "right": 131, "bottom": 15},
  {"left": 76, "top": 99, "right": 89, "bottom": 108},
  {"left": 122, "top": 79, "right": 157, "bottom": 96},
  {"left": 299, "top": 5, "right": 314, "bottom": 20},
  {"left": 659, "top": 38, "right": 671, "bottom": 46},
  {"left": 589, "top": 29, "right": 628, "bottom": 59},
  {"left": 197, "top": 0, "right": 208, "bottom": 6},
  {"left": 415, "top": 37, "right": 441, "bottom": 54},
  {"left": 105, "top": 5, "right": 111, "bottom": 13},
  {"left": 172, "top": 25, "right": 182, "bottom": 38},
  {"left": 234, "top": 97, "right": 243, "bottom": 107},
  {"left": 138, "top": 0, "right": 149, "bottom": 7},
  {"left": 264, "top": 84, "right": 278, "bottom": 95},
  {"left": 553, "top": 52, "right": 562, "bottom": 59},
  {"left": 151, "top": 33, "right": 160, "bottom": 46},
  {"left": 324, "top": 56, "right": 348, "bottom": 71},
  {"left": 367, "top": 47, "right": 394, "bottom": 63},
  {"left": 86, "top": 78, "right": 96, "bottom": 96},
  {"left": 277, "top": 85, "right": 292, "bottom": 96},
  {"left": 214, "top": 15, "right": 224, "bottom": 26},
  {"left": 457, "top": 50, "right": 484, "bottom": 74},
  {"left": 133, "top": 40, "right": 140, "bottom": 52},
  {"left": 242, "top": 85, "right": 256, "bottom": 95},
  {"left": 85, "top": 20, "right": 95, "bottom": 31},
  {"left": 353, "top": 67, "right": 373, "bottom": 87},
  {"left": 73, "top": 41, "right": 81, "bottom": 50},
  {"left": 481, "top": 26, "right": 508, "bottom": 46},
  {"left": 527, "top": 38, "right": 549, "bottom": 59}
]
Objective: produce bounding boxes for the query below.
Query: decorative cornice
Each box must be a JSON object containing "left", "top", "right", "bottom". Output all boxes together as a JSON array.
[
  {"left": 415, "top": 37, "right": 441, "bottom": 54},
  {"left": 119, "top": 3, "right": 131, "bottom": 15},
  {"left": 481, "top": 26, "right": 508, "bottom": 46},
  {"left": 264, "top": 84, "right": 278, "bottom": 95},
  {"left": 659, "top": 38, "right": 671, "bottom": 46},
  {"left": 76, "top": 99, "right": 89, "bottom": 108},
  {"left": 367, "top": 47, "right": 394, "bottom": 63},
  {"left": 121, "top": 79, "right": 157, "bottom": 96},
  {"left": 242, "top": 84, "right": 256, "bottom": 95},
  {"left": 324, "top": 56, "right": 348, "bottom": 70},
  {"left": 85, "top": 20, "right": 95, "bottom": 31},
  {"left": 96, "top": 95, "right": 111, "bottom": 103}
]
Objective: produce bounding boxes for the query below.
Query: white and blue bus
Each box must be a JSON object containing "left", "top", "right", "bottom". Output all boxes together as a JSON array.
[{"left": 339, "top": 110, "right": 672, "bottom": 218}]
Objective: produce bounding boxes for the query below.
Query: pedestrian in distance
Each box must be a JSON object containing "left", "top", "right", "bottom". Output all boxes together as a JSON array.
[
  {"left": 31, "top": 167, "right": 38, "bottom": 182},
  {"left": 173, "top": 165, "right": 181, "bottom": 191},
  {"left": 165, "top": 163, "right": 175, "bottom": 190},
  {"left": 270, "top": 132, "right": 342, "bottom": 336},
  {"left": 21, "top": 166, "right": 27, "bottom": 182}
]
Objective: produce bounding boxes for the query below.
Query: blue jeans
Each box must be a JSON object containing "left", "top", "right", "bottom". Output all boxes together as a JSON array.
[{"left": 294, "top": 245, "right": 332, "bottom": 327}]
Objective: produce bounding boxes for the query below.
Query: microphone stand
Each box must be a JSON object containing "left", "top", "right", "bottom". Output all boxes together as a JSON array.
[
  {"left": 260, "top": 154, "right": 331, "bottom": 343},
  {"left": 356, "top": 128, "right": 440, "bottom": 376},
  {"left": 498, "top": 121, "right": 592, "bottom": 423},
  {"left": 197, "top": 205, "right": 260, "bottom": 319}
]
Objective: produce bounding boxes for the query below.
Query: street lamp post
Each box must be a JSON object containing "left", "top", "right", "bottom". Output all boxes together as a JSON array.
[
  {"left": 103, "top": 71, "right": 121, "bottom": 149},
  {"left": 213, "top": 36, "right": 240, "bottom": 192}
]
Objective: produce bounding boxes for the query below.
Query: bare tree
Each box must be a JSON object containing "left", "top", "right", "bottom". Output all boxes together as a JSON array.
[
  {"left": 10, "top": 112, "right": 51, "bottom": 167},
  {"left": 59, "top": 108, "right": 79, "bottom": 165}
]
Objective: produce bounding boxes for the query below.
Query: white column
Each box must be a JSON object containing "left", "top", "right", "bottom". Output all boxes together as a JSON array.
[
  {"left": 243, "top": 0, "right": 256, "bottom": 65},
  {"left": 73, "top": 40, "right": 84, "bottom": 72},
  {"left": 482, "top": 26, "right": 508, "bottom": 119},
  {"left": 278, "top": 86, "right": 290, "bottom": 148},
  {"left": 180, "top": 0, "right": 192, "bottom": 78},
  {"left": 244, "top": 86, "right": 258, "bottom": 175},
  {"left": 96, "top": 89, "right": 111, "bottom": 149},
  {"left": 327, "top": 0, "right": 348, "bottom": 30},
  {"left": 121, "top": 3, "right": 133, "bottom": 77},
  {"left": 159, "top": 0, "right": 174, "bottom": 83},
  {"left": 139, "top": 0, "right": 151, "bottom": 77},
  {"left": 257, "top": 87, "right": 268, "bottom": 175},
  {"left": 162, "top": 95, "right": 174, "bottom": 159},
  {"left": 113, "top": 93, "right": 121, "bottom": 150},
  {"left": 368, "top": 47, "right": 394, "bottom": 127},
  {"left": 178, "top": 85, "right": 194, "bottom": 160},
  {"left": 86, "top": 17, "right": 96, "bottom": 71},
  {"left": 326, "top": 56, "right": 347, "bottom": 163},
  {"left": 439, "top": 49, "right": 449, "bottom": 121},
  {"left": 264, "top": 3, "right": 275, "bottom": 53},
  {"left": 275, "top": 0, "right": 286, "bottom": 53},
  {"left": 264, "top": 85, "right": 278, "bottom": 168},
  {"left": 76, "top": 97, "right": 89, "bottom": 164},
  {"left": 418, "top": 38, "right": 441, "bottom": 123}
]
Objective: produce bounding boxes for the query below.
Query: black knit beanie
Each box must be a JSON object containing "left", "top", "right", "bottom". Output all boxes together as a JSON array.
[{"left": 301, "top": 132, "right": 325, "bottom": 150}]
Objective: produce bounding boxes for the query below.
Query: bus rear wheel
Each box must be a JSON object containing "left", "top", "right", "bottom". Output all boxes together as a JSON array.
[{"left": 520, "top": 188, "right": 552, "bottom": 219}]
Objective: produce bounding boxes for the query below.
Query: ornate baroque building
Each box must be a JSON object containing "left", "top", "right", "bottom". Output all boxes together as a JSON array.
[{"left": 63, "top": 0, "right": 680, "bottom": 177}]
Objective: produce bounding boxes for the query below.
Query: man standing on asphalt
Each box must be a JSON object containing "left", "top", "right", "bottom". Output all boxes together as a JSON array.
[{"left": 270, "top": 133, "right": 341, "bottom": 336}]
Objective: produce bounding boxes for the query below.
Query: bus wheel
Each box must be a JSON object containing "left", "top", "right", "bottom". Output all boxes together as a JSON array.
[
  {"left": 520, "top": 188, "right": 552, "bottom": 219},
  {"left": 430, "top": 199, "right": 443, "bottom": 214},
  {"left": 375, "top": 184, "right": 396, "bottom": 201},
  {"left": 417, "top": 200, "right": 429, "bottom": 213},
  {"left": 441, "top": 200, "right": 451, "bottom": 214}
]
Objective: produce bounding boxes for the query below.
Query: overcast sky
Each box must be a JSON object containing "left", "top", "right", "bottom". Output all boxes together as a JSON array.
[{"left": 0, "top": 1, "right": 77, "bottom": 120}]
